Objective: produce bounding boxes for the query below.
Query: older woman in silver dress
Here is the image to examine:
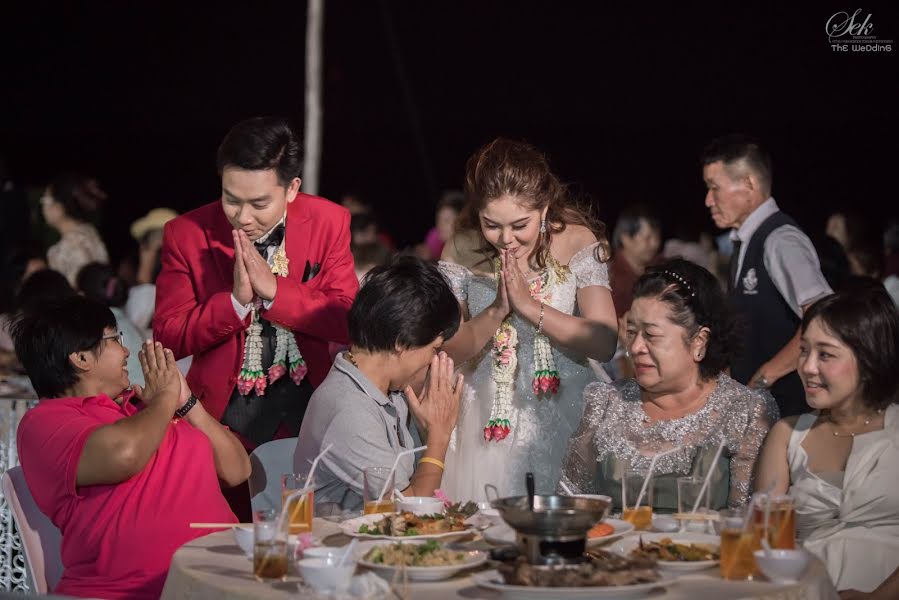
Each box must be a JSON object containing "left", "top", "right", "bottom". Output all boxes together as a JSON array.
[{"left": 560, "top": 259, "right": 778, "bottom": 511}]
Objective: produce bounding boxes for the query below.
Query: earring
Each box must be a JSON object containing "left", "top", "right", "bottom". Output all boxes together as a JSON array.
[
  {"left": 696, "top": 353, "right": 704, "bottom": 360},
  {"left": 540, "top": 218, "right": 546, "bottom": 234}
]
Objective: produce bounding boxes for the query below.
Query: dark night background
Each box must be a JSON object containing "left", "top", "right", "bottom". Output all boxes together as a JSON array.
[{"left": 2, "top": 2, "right": 897, "bottom": 266}]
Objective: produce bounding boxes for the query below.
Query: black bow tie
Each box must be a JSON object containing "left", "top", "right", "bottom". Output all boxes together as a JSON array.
[{"left": 254, "top": 224, "right": 285, "bottom": 257}]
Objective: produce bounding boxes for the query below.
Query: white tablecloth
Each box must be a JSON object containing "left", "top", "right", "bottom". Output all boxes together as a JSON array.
[{"left": 161, "top": 519, "right": 839, "bottom": 600}]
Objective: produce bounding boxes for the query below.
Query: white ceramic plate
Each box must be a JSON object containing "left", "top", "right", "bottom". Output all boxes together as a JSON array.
[
  {"left": 471, "top": 569, "right": 678, "bottom": 599},
  {"left": 483, "top": 519, "right": 635, "bottom": 547},
  {"left": 609, "top": 532, "right": 720, "bottom": 571},
  {"left": 358, "top": 541, "right": 488, "bottom": 581},
  {"left": 340, "top": 513, "right": 476, "bottom": 541}
]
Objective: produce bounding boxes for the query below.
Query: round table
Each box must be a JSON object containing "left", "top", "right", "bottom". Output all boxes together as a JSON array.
[{"left": 161, "top": 519, "right": 839, "bottom": 600}]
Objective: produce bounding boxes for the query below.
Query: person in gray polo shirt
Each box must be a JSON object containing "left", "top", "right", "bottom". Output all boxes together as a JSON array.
[{"left": 294, "top": 256, "right": 463, "bottom": 512}]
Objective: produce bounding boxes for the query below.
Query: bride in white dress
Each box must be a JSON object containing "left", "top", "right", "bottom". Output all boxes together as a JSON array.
[
  {"left": 755, "top": 286, "right": 899, "bottom": 595},
  {"left": 438, "top": 138, "right": 618, "bottom": 502}
]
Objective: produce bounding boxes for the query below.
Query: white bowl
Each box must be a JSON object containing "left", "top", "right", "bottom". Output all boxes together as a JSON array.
[
  {"left": 232, "top": 525, "right": 254, "bottom": 557},
  {"left": 753, "top": 549, "right": 810, "bottom": 583},
  {"left": 301, "top": 546, "right": 344, "bottom": 560},
  {"left": 297, "top": 557, "right": 356, "bottom": 592},
  {"left": 396, "top": 496, "right": 445, "bottom": 516}
]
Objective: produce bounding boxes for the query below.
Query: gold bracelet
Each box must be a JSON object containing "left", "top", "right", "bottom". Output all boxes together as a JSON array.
[{"left": 418, "top": 457, "right": 445, "bottom": 470}]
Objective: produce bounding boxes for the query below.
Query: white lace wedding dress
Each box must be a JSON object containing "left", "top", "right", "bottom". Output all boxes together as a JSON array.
[{"left": 438, "top": 242, "right": 610, "bottom": 502}]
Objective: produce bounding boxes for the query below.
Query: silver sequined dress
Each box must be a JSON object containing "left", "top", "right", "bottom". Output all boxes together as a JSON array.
[
  {"left": 560, "top": 375, "right": 778, "bottom": 510},
  {"left": 438, "top": 242, "right": 609, "bottom": 502}
]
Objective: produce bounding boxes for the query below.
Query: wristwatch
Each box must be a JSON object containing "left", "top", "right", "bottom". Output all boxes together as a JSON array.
[{"left": 174, "top": 394, "right": 198, "bottom": 419}]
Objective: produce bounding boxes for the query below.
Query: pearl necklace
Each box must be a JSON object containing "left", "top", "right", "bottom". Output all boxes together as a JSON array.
[{"left": 828, "top": 409, "right": 883, "bottom": 437}]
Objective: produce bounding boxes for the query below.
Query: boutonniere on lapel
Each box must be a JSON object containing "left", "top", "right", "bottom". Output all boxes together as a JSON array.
[{"left": 302, "top": 260, "right": 321, "bottom": 282}]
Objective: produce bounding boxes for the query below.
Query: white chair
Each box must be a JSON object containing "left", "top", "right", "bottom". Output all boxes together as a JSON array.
[
  {"left": 0, "top": 466, "right": 63, "bottom": 594},
  {"left": 248, "top": 437, "right": 299, "bottom": 513}
]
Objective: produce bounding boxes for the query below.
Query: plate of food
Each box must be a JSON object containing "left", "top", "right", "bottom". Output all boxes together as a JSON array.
[
  {"left": 358, "top": 539, "right": 488, "bottom": 581},
  {"left": 340, "top": 511, "right": 476, "bottom": 541},
  {"left": 483, "top": 519, "right": 634, "bottom": 547},
  {"left": 609, "top": 532, "right": 720, "bottom": 571},
  {"left": 471, "top": 549, "right": 677, "bottom": 599}
]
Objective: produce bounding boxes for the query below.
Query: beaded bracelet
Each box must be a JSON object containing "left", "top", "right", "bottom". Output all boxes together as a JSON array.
[{"left": 174, "top": 394, "right": 198, "bottom": 419}]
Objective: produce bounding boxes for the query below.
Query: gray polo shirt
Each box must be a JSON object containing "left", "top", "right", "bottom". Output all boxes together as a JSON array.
[{"left": 294, "top": 353, "right": 420, "bottom": 512}]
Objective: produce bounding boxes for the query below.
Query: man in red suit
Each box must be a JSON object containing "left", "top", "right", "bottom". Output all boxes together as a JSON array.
[{"left": 154, "top": 118, "right": 358, "bottom": 513}]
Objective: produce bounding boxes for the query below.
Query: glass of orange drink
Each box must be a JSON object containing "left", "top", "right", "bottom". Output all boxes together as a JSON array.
[
  {"left": 363, "top": 466, "right": 396, "bottom": 515},
  {"left": 718, "top": 507, "right": 757, "bottom": 580},
  {"left": 621, "top": 469, "right": 654, "bottom": 530},
  {"left": 752, "top": 494, "right": 796, "bottom": 550},
  {"left": 281, "top": 474, "right": 314, "bottom": 534}
]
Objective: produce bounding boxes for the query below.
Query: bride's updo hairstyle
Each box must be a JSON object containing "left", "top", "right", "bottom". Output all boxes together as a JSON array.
[{"left": 457, "top": 138, "right": 609, "bottom": 268}]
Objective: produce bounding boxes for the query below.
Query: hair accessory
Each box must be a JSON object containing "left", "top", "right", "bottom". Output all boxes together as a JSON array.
[
  {"left": 661, "top": 270, "right": 695, "bottom": 297},
  {"left": 105, "top": 277, "right": 119, "bottom": 300}
]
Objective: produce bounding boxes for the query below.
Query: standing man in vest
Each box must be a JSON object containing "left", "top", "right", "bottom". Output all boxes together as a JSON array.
[
  {"left": 154, "top": 117, "right": 358, "bottom": 516},
  {"left": 701, "top": 135, "right": 831, "bottom": 417}
]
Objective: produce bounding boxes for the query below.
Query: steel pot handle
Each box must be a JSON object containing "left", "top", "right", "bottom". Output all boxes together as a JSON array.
[{"left": 484, "top": 484, "right": 499, "bottom": 503}]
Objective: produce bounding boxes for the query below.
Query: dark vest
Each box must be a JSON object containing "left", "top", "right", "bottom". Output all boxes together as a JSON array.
[
  {"left": 221, "top": 314, "right": 314, "bottom": 446},
  {"left": 729, "top": 211, "right": 806, "bottom": 417}
]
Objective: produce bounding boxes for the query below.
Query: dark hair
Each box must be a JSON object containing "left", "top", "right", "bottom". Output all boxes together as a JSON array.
[
  {"left": 216, "top": 117, "right": 302, "bottom": 187},
  {"left": 801, "top": 285, "right": 899, "bottom": 410},
  {"left": 15, "top": 269, "right": 76, "bottom": 311},
  {"left": 436, "top": 190, "right": 465, "bottom": 214},
  {"left": 884, "top": 221, "right": 899, "bottom": 253},
  {"left": 349, "top": 256, "right": 460, "bottom": 352},
  {"left": 458, "top": 138, "right": 610, "bottom": 268},
  {"left": 9, "top": 296, "right": 117, "bottom": 398},
  {"left": 847, "top": 243, "right": 883, "bottom": 279},
  {"left": 632, "top": 258, "right": 742, "bottom": 379},
  {"left": 700, "top": 134, "right": 773, "bottom": 197},
  {"left": 350, "top": 212, "right": 378, "bottom": 235},
  {"left": 48, "top": 172, "right": 98, "bottom": 222},
  {"left": 76, "top": 262, "right": 127, "bottom": 308},
  {"left": 352, "top": 241, "right": 392, "bottom": 269},
  {"left": 612, "top": 203, "right": 661, "bottom": 249}
]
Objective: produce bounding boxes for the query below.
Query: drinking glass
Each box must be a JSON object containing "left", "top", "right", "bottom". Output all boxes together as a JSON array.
[
  {"left": 718, "top": 507, "right": 755, "bottom": 581},
  {"left": 253, "top": 509, "right": 288, "bottom": 581},
  {"left": 621, "top": 469, "right": 653, "bottom": 530},
  {"left": 281, "top": 473, "right": 314, "bottom": 534},
  {"left": 752, "top": 494, "right": 796, "bottom": 550},
  {"left": 677, "top": 476, "right": 711, "bottom": 532},
  {"left": 363, "top": 466, "right": 396, "bottom": 514}
]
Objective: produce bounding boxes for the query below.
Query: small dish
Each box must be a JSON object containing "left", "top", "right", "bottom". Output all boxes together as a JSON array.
[
  {"left": 753, "top": 548, "right": 809, "bottom": 583},
  {"left": 301, "top": 546, "right": 344, "bottom": 560},
  {"left": 396, "top": 496, "right": 445, "bottom": 515},
  {"left": 297, "top": 557, "right": 356, "bottom": 592}
]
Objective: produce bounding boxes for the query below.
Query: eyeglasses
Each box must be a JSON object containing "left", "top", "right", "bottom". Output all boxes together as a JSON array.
[{"left": 101, "top": 332, "right": 125, "bottom": 347}]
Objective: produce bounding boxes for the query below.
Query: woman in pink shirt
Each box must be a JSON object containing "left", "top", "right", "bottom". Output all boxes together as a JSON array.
[{"left": 11, "top": 296, "right": 251, "bottom": 599}]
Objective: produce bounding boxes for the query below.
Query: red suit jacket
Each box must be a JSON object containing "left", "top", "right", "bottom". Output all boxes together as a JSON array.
[{"left": 154, "top": 193, "right": 358, "bottom": 421}]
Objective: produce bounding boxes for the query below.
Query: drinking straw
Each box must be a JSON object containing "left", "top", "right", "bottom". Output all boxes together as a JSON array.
[
  {"left": 307, "top": 442, "right": 333, "bottom": 483},
  {"left": 690, "top": 436, "right": 728, "bottom": 513},
  {"left": 559, "top": 480, "right": 575, "bottom": 496},
  {"left": 338, "top": 538, "right": 359, "bottom": 567},
  {"left": 377, "top": 445, "right": 428, "bottom": 504},
  {"left": 634, "top": 446, "right": 682, "bottom": 509}
]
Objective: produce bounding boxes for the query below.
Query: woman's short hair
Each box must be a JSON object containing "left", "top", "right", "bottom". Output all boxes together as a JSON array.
[
  {"left": 9, "top": 296, "right": 117, "bottom": 398},
  {"left": 802, "top": 284, "right": 899, "bottom": 410},
  {"left": 349, "top": 256, "right": 460, "bottom": 352},
  {"left": 632, "top": 258, "right": 742, "bottom": 379}
]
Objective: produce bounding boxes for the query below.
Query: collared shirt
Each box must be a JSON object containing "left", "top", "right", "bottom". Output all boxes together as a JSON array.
[
  {"left": 17, "top": 393, "right": 236, "bottom": 599},
  {"left": 294, "top": 353, "right": 420, "bottom": 513},
  {"left": 730, "top": 198, "right": 832, "bottom": 315}
]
